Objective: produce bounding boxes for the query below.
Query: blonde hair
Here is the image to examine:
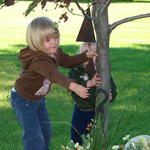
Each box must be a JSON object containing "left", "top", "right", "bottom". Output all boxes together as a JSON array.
[
  {"left": 79, "top": 42, "right": 96, "bottom": 53},
  {"left": 26, "top": 16, "right": 60, "bottom": 51}
]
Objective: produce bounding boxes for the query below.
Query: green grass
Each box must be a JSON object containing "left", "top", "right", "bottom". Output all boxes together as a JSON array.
[{"left": 0, "top": 2, "right": 150, "bottom": 150}]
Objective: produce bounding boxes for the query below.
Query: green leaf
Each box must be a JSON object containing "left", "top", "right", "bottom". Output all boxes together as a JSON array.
[{"left": 24, "top": 0, "right": 41, "bottom": 16}]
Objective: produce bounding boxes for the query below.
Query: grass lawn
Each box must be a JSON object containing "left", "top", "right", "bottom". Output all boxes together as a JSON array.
[{"left": 0, "top": 1, "right": 150, "bottom": 150}]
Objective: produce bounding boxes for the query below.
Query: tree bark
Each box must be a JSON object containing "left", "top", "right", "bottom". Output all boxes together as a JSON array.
[{"left": 91, "top": 0, "right": 111, "bottom": 149}]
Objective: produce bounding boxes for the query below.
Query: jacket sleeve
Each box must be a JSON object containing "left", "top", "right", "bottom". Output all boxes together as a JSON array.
[
  {"left": 58, "top": 48, "right": 89, "bottom": 68},
  {"left": 68, "top": 68, "right": 87, "bottom": 87},
  {"left": 68, "top": 68, "right": 88, "bottom": 102},
  {"left": 31, "top": 59, "right": 75, "bottom": 90}
]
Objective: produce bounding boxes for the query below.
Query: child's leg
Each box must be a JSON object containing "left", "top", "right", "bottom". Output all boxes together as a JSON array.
[
  {"left": 71, "top": 104, "right": 95, "bottom": 145},
  {"left": 37, "top": 99, "right": 51, "bottom": 150},
  {"left": 71, "top": 105, "right": 83, "bottom": 144},
  {"left": 10, "top": 90, "right": 47, "bottom": 150}
]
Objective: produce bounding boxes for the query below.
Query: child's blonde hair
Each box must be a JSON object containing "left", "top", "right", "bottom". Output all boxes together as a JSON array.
[
  {"left": 26, "top": 16, "right": 60, "bottom": 51},
  {"left": 79, "top": 42, "right": 96, "bottom": 53}
]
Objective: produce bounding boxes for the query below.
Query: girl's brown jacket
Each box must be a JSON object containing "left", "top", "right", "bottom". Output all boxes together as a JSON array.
[{"left": 14, "top": 47, "right": 89, "bottom": 101}]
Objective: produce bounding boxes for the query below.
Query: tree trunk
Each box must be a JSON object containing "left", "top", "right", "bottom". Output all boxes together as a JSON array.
[{"left": 91, "top": 0, "right": 111, "bottom": 149}]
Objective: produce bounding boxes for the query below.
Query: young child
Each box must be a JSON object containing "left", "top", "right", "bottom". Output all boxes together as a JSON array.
[
  {"left": 10, "top": 17, "right": 97, "bottom": 150},
  {"left": 68, "top": 42, "right": 117, "bottom": 145}
]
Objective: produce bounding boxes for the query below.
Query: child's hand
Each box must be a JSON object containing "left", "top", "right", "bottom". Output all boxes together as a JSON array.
[
  {"left": 69, "top": 82, "right": 89, "bottom": 99},
  {"left": 87, "top": 73, "right": 101, "bottom": 88},
  {"left": 109, "top": 92, "right": 112, "bottom": 101},
  {"left": 86, "top": 51, "right": 98, "bottom": 59}
]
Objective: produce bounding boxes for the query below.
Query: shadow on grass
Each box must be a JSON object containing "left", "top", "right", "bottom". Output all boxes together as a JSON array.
[
  {"left": 110, "top": 44, "right": 150, "bottom": 72},
  {"left": 108, "top": 104, "right": 150, "bottom": 146},
  {"left": 0, "top": 106, "right": 23, "bottom": 150},
  {"left": 0, "top": 86, "right": 73, "bottom": 150},
  {"left": 0, "top": 90, "right": 149, "bottom": 149},
  {"left": 0, "top": 43, "right": 150, "bottom": 83},
  {"left": 0, "top": 42, "right": 150, "bottom": 149},
  {"left": 0, "top": 44, "right": 26, "bottom": 56}
]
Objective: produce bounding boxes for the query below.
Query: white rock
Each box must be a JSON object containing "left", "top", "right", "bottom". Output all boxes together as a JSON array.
[{"left": 124, "top": 135, "right": 150, "bottom": 150}]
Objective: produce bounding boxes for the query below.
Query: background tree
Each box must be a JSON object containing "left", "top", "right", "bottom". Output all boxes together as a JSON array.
[{"left": 1, "top": 0, "right": 150, "bottom": 149}]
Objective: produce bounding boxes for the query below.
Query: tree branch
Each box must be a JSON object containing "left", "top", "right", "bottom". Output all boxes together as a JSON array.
[
  {"left": 65, "top": 6, "right": 83, "bottom": 17},
  {"left": 101, "top": 0, "right": 111, "bottom": 13},
  {"left": 72, "top": 0, "right": 96, "bottom": 21},
  {"left": 110, "top": 13, "right": 150, "bottom": 32},
  {"left": 73, "top": 0, "right": 86, "bottom": 16},
  {"left": 87, "top": 1, "right": 96, "bottom": 10}
]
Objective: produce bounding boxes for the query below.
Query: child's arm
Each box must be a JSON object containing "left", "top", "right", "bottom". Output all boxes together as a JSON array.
[
  {"left": 68, "top": 67, "right": 90, "bottom": 99},
  {"left": 58, "top": 48, "right": 97, "bottom": 68},
  {"left": 31, "top": 59, "right": 89, "bottom": 99},
  {"left": 69, "top": 82, "right": 89, "bottom": 99}
]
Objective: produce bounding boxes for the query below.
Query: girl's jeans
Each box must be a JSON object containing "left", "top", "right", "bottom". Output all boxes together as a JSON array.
[{"left": 10, "top": 89, "right": 51, "bottom": 150}]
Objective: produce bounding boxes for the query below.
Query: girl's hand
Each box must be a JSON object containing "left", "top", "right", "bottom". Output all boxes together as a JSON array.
[
  {"left": 86, "top": 51, "right": 98, "bottom": 59},
  {"left": 69, "top": 82, "right": 89, "bottom": 99},
  {"left": 87, "top": 73, "right": 101, "bottom": 88}
]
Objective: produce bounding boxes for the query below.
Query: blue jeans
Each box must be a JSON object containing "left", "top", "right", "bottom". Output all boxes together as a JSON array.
[
  {"left": 10, "top": 90, "right": 51, "bottom": 150},
  {"left": 71, "top": 105, "right": 95, "bottom": 145}
]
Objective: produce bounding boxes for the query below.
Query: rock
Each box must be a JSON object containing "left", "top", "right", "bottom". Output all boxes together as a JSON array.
[{"left": 124, "top": 135, "right": 150, "bottom": 150}]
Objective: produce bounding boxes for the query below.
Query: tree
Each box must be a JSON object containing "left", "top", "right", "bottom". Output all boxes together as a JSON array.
[
  {"left": 1, "top": 0, "right": 150, "bottom": 149},
  {"left": 90, "top": 1, "right": 150, "bottom": 149}
]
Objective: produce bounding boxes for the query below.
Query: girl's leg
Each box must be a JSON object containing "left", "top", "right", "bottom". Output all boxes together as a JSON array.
[
  {"left": 10, "top": 90, "right": 46, "bottom": 150},
  {"left": 71, "top": 104, "right": 95, "bottom": 145},
  {"left": 37, "top": 99, "right": 51, "bottom": 150}
]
